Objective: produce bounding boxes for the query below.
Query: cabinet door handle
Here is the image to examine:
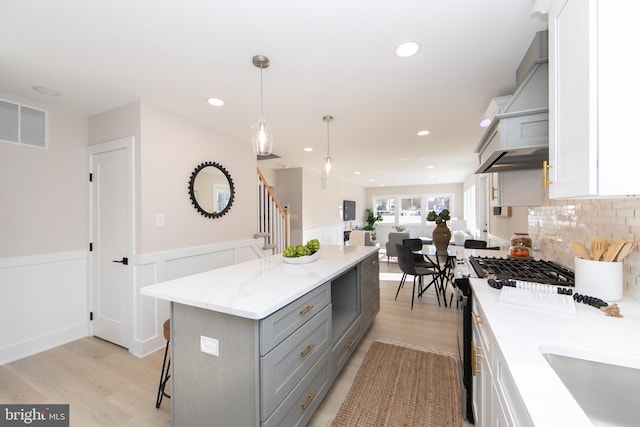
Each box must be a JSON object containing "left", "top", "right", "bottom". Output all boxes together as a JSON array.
[
  {"left": 491, "top": 186, "right": 497, "bottom": 201},
  {"left": 300, "top": 392, "right": 316, "bottom": 410},
  {"left": 543, "top": 160, "right": 553, "bottom": 189},
  {"left": 300, "top": 343, "right": 315, "bottom": 357},
  {"left": 347, "top": 338, "right": 356, "bottom": 349},
  {"left": 299, "top": 305, "right": 314, "bottom": 315}
]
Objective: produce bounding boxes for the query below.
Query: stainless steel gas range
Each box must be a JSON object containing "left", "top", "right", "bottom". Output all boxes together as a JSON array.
[
  {"left": 456, "top": 256, "right": 575, "bottom": 423},
  {"left": 468, "top": 256, "right": 575, "bottom": 285}
]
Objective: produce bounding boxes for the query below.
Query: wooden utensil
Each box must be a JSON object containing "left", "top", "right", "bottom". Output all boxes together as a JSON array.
[
  {"left": 591, "top": 238, "right": 608, "bottom": 261},
  {"left": 571, "top": 241, "right": 591, "bottom": 260},
  {"left": 614, "top": 241, "right": 636, "bottom": 262},
  {"left": 603, "top": 239, "right": 625, "bottom": 262}
]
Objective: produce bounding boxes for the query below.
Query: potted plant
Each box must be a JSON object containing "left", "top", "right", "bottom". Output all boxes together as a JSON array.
[
  {"left": 427, "top": 209, "right": 451, "bottom": 252},
  {"left": 363, "top": 208, "right": 383, "bottom": 240},
  {"left": 393, "top": 225, "right": 407, "bottom": 232}
]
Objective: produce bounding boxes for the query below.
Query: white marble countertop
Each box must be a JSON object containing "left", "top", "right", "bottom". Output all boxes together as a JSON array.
[
  {"left": 140, "top": 245, "right": 378, "bottom": 320},
  {"left": 471, "top": 278, "right": 640, "bottom": 426}
]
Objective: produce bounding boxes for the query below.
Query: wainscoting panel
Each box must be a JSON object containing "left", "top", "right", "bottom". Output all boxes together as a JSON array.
[{"left": 0, "top": 251, "right": 88, "bottom": 365}]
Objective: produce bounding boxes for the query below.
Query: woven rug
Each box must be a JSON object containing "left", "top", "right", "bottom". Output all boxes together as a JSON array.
[{"left": 332, "top": 340, "right": 462, "bottom": 427}]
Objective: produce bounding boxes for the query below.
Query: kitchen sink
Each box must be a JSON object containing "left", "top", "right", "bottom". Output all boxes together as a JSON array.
[{"left": 542, "top": 352, "right": 640, "bottom": 426}]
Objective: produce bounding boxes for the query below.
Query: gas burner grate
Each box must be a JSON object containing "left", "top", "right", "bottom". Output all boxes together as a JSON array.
[{"left": 468, "top": 256, "right": 575, "bottom": 286}]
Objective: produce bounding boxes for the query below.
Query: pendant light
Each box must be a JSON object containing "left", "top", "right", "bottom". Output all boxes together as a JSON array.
[
  {"left": 322, "top": 115, "right": 334, "bottom": 176},
  {"left": 251, "top": 55, "right": 273, "bottom": 156}
]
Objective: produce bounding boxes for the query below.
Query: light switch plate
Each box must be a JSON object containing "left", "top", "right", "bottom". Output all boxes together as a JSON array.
[
  {"left": 200, "top": 336, "right": 219, "bottom": 357},
  {"left": 155, "top": 213, "right": 165, "bottom": 227}
]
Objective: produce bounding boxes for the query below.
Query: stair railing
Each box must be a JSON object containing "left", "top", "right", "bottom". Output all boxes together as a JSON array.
[{"left": 256, "top": 168, "right": 290, "bottom": 254}]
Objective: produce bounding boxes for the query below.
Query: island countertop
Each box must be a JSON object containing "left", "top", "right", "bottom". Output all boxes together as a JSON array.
[{"left": 140, "top": 245, "right": 378, "bottom": 320}]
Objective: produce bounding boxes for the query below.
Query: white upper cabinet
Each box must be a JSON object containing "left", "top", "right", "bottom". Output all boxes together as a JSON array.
[{"left": 548, "top": 0, "right": 640, "bottom": 198}]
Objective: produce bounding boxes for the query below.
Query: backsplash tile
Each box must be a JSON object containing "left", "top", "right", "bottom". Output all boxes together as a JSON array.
[{"left": 529, "top": 196, "right": 640, "bottom": 301}]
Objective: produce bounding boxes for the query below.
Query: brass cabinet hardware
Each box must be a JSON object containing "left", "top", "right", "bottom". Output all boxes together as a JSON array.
[
  {"left": 300, "top": 343, "right": 315, "bottom": 357},
  {"left": 491, "top": 186, "right": 497, "bottom": 201},
  {"left": 347, "top": 339, "right": 356, "bottom": 349},
  {"left": 472, "top": 313, "right": 483, "bottom": 325},
  {"left": 472, "top": 343, "right": 483, "bottom": 376},
  {"left": 471, "top": 343, "right": 477, "bottom": 376},
  {"left": 299, "top": 305, "right": 314, "bottom": 315},
  {"left": 543, "top": 160, "right": 553, "bottom": 189},
  {"left": 300, "top": 392, "right": 316, "bottom": 410}
]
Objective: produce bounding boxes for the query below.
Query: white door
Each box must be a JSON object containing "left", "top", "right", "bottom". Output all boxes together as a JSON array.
[{"left": 89, "top": 137, "right": 134, "bottom": 348}]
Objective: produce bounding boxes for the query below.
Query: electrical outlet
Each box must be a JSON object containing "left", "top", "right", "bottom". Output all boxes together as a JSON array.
[{"left": 200, "top": 336, "right": 219, "bottom": 357}]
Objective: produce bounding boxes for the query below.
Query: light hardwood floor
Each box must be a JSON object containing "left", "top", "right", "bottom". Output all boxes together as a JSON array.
[{"left": 0, "top": 255, "right": 467, "bottom": 426}]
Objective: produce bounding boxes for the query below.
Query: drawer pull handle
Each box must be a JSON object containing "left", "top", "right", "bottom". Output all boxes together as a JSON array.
[
  {"left": 347, "top": 339, "right": 356, "bottom": 349},
  {"left": 300, "top": 344, "right": 315, "bottom": 357},
  {"left": 300, "top": 392, "right": 316, "bottom": 410},
  {"left": 472, "top": 313, "right": 483, "bottom": 325},
  {"left": 299, "top": 305, "right": 314, "bottom": 315}
]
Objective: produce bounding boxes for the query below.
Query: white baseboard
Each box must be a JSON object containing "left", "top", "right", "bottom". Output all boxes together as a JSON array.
[{"left": 0, "top": 323, "right": 87, "bottom": 366}]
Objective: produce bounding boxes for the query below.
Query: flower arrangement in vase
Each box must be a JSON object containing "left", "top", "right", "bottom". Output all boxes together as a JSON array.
[{"left": 427, "top": 209, "right": 451, "bottom": 252}]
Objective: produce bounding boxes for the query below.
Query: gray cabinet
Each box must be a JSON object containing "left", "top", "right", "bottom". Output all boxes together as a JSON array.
[{"left": 170, "top": 252, "right": 379, "bottom": 427}]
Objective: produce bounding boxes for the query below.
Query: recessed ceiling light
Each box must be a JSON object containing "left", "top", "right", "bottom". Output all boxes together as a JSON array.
[
  {"left": 426, "top": 165, "right": 434, "bottom": 169},
  {"left": 32, "top": 86, "right": 62, "bottom": 96},
  {"left": 479, "top": 118, "right": 491, "bottom": 128},
  {"left": 417, "top": 130, "right": 430, "bottom": 136},
  {"left": 369, "top": 179, "right": 376, "bottom": 182},
  {"left": 207, "top": 98, "right": 224, "bottom": 107},
  {"left": 354, "top": 171, "right": 361, "bottom": 175},
  {"left": 304, "top": 147, "right": 313, "bottom": 152},
  {"left": 395, "top": 41, "right": 421, "bottom": 58}
]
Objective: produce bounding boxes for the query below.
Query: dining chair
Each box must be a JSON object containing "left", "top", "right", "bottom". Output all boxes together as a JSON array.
[
  {"left": 463, "top": 239, "right": 488, "bottom": 249},
  {"left": 395, "top": 244, "right": 439, "bottom": 309},
  {"left": 402, "top": 238, "right": 437, "bottom": 269}
]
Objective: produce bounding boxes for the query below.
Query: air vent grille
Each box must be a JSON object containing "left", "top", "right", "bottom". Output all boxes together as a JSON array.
[{"left": 0, "top": 98, "right": 48, "bottom": 148}]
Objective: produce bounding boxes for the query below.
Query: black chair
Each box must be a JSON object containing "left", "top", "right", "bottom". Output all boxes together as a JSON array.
[
  {"left": 464, "top": 239, "right": 488, "bottom": 249},
  {"left": 395, "top": 244, "right": 439, "bottom": 309},
  {"left": 402, "top": 238, "right": 437, "bottom": 269}
]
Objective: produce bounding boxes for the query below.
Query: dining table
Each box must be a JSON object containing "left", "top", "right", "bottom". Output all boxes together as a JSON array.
[{"left": 416, "top": 245, "right": 461, "bottom": 307}]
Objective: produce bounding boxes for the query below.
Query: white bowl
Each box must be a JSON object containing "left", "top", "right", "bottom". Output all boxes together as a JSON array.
[{"left": 282, "top": 249, "right": 320, "bottom": 264}]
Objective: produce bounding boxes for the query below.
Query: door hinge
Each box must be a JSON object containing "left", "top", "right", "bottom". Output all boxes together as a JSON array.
[
  {"left": 89, "top": 242, "right": 93, "bottom": 252},
  {"left": 89, "top": 311, "right": 93, "bottom": 321},
  {"left": 89, "top": 173, "right": 93, "bottom": 182}
]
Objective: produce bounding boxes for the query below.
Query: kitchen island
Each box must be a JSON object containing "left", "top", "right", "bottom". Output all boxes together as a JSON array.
[
  {"left": 141, "top": 245, "right": 379, "bottom": 427},
  {"left": 470, "top": 277, "right": 640, "bottom": 426}
]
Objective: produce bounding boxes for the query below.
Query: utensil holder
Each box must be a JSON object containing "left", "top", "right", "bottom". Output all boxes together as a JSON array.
[{"left": 574, "top": 257, "right": 623, "bottom": 301}]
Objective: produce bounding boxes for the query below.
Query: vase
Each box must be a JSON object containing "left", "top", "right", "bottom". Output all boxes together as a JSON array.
[{"left": 432, "top": 222, "right": 451, "bottom": 253}]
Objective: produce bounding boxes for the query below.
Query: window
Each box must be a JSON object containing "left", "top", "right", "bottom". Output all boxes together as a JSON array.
[
  {"left": 427, "top": 196, "right": 450, "bottom": 214},
  {"left": 374, "top": 197, "right": 395, "bottom": 224},
  {"left": 399, "top": 197, "right": 421, "bottom": 224},
  {"left": 373, "top": 193, "right": 455, "bottom": 227}
]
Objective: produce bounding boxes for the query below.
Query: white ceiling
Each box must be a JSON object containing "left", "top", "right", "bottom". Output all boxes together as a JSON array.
[{"left": 0, "top": 0, "right": 548, "bottom": 188}]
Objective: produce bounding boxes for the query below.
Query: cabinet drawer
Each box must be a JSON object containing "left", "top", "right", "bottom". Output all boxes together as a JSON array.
[
  {"left": 331, "top": 316, "right": 363, "bottom": 380},
  {"left": 362, "top": 288, "right": 380, "bottom": 329},
  {"left": 260, "top": 282, "right": 330, "bottom": 355},
  {"left": 360, "top": 252, "right": 379, "bottom": 277},
  {"left": 361, "top": 267, "right": 379, "bottom": 302},
  {"left": 262, "top": 350, "right": 331, "bottom": 427},
  {"left": 261, "top": 304, "right": 331, "bottom": 419}
]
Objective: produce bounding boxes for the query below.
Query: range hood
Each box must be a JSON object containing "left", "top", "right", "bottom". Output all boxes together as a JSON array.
[{"left": 475, "top": 30, "right": 549, "bottom": 174}]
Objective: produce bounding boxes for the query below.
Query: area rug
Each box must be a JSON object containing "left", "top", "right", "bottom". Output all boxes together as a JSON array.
[{"left": 332, "top": 340, "right": 462, "bottom": 427}]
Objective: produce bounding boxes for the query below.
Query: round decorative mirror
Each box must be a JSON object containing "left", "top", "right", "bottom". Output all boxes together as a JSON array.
[{"left": 188, "top": 161, "right": 235, "bottom": 218}]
